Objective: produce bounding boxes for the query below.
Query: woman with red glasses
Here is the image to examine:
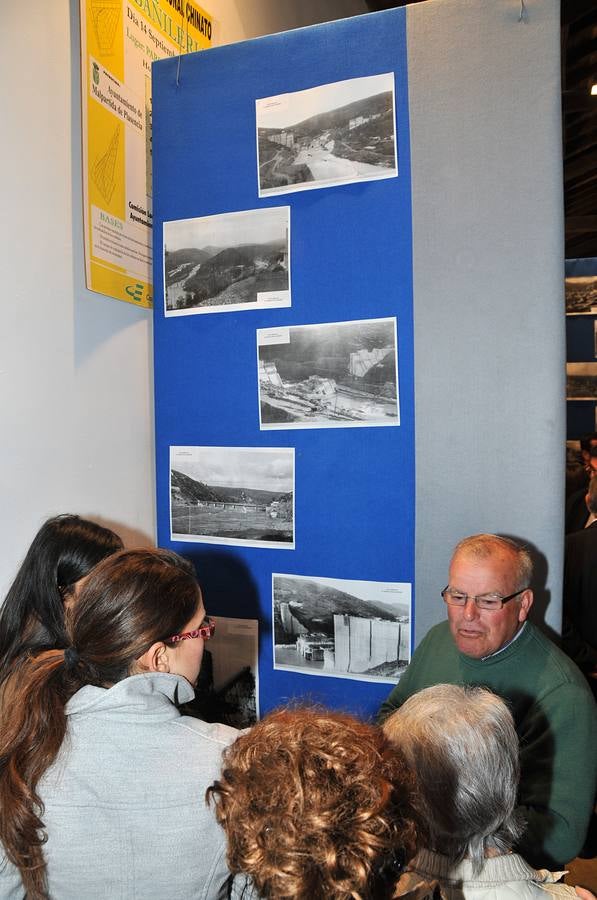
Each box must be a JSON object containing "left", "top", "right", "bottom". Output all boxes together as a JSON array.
[{"left": 0, "top": 547, "right": 236, "bottom": 900}]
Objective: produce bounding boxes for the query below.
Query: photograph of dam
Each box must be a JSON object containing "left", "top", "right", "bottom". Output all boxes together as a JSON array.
[
  {"left": 273, "top": 573, "right": 411, "bottom": 683},
  {"left": 257, "top": 317, "right": 399, "bottom": 429},
  {"left": 256, "top": 72, "right": 397, "bottom": 196}
]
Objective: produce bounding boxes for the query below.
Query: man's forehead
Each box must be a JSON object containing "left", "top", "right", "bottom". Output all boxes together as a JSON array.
[{"left": 449, "top": 546, "right": 517, "bottom": 573}]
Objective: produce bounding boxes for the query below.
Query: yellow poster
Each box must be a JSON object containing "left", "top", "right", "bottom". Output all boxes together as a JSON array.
[{"left": 80, "top": 0, "right": 214, "bottom": 307}]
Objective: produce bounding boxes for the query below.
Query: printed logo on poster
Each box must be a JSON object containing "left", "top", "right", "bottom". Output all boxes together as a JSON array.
[{"left": 126, "top": 282, "right": 146, "bottom": 302}]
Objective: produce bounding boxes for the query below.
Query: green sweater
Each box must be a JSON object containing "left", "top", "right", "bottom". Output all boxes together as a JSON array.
[{"left": 378, "top": 621, "right": 597, "bottom": 869}]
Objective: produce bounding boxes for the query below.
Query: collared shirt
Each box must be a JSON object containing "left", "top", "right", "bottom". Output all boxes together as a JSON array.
[{"left": 481, "top": 620, "right": 527, "bottom": 661}]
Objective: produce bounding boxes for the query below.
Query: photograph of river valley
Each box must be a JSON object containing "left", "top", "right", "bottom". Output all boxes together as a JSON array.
[
  {"left": 256, "top": 73, "right": 397, "bottom": 196},
  {"left": 170, "top": 446, "right": 294, "bottom": 549},
  {"left": 164, "top": 207, "right": 290, "bottom": 315},
  {"left": 258, "top": 317, "right": 399, "bottom": 428},
  {"left": 565, "top": 276, "right": 597, "bottom": 315}
]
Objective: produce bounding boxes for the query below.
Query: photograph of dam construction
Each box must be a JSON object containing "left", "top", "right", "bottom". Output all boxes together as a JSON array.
[
  {"left": 163, "top": 206, "right": 290, "bottom": 316},
  {"left": 273, "top": 573, "right": 411, "bottom": 683},
  {"left": 256, "top": 72, "right": 397, "bottom": 196},
  {"left": 170, "top": 446, "right": 294, "bottom": 549},
  {"left": 257, "top": 317, "right": 399, "bottom": 429}
]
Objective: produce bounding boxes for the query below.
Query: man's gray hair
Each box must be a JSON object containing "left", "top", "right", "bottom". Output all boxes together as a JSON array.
[
  {"left": 382, "top": 684, "right": 524, "bottom": 873},
  {"left": 452, "top": 534, "right": 533, "bottom": 593}
]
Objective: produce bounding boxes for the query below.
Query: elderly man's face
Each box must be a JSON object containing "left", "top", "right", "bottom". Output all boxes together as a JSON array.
[{"left": 446, "top": 548, "right": 533, "bottom": 659}]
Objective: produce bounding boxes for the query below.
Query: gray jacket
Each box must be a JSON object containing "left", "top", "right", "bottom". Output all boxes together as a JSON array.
[
  {"left": 396, "top": 849, "right": 578, "bottom": 899},
  {"left": 0, "top": 672, "right": 238, "bottom": 899}
]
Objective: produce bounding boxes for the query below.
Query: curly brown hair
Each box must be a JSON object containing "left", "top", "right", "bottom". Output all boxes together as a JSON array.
[{"left": 207, "top": 706, "right": 419, "bottom": 900}]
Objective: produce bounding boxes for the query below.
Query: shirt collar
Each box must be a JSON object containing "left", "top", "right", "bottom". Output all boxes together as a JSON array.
[{"left": 480, "top": 620, "right": 527, "bottom": 661}]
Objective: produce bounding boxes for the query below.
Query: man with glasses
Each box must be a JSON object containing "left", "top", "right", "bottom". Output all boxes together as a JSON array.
[{"left": 378, "top": 533, "right": 597, "bottom": 870}]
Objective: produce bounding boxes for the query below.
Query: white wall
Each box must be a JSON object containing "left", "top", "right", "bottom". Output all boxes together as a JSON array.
[{"left": 0, "top": 0, "right": 367, "bottom": 593}]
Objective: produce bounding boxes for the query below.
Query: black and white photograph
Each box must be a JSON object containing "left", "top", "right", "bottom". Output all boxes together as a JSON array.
[
  {"left": 256, "top": 73, "right": 397, "bottom": 197},
  {"left": 170, "top": 446, "right": 294, "bottom": 549},
  {"left": 273, "top": 573, "right": 411, "bottom": 684},
  {"left": 163, "top": 206, "right": 290, "bottom": 316},
  {"left": 566, "top": 276, "right": 597, "bottom": 315},
  {"left": 566, "top": 439, "right": 581, "bottom": 468},
  {"left": 188, "top": 617, "right": 259, "bottom": 729},
  {"left": 566, "top": 362, "right": 597, "bottom": 400},
  {"left": 257, "top": 317, "right": 399, "bottom": 429}
]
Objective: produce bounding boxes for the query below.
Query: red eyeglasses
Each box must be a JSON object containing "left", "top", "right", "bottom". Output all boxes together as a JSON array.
[{"left": 168, "top": 616, "right": 215, "bottom": 643}]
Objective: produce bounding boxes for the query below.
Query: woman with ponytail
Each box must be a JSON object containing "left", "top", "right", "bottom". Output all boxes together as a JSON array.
[
  {"left": 0, "top": 547, "right": 237, "bottom": 900},
  {"left": 0, "top": 514, "right": 123, "bottom": 681}
]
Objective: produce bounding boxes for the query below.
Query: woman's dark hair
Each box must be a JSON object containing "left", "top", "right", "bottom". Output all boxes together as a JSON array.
[
  {"left": 207, "top": 706, "right": 419, "bottom": 900},
  {"left": 0, "top": 547, "right": 201, "bottom": 899},
  {"left": 0, "top": 514, "right": 123, "bottom": 679}
]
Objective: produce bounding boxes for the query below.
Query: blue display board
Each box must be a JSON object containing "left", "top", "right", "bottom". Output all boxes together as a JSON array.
[{"left": 152, "top": 8, "right": 414, "bottom": 718}]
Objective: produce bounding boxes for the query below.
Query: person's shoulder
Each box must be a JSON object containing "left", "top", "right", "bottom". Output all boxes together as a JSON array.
[
  {"left": 421, "top": 620, "right": 452, "bottom": 646},
  {"left": 567, "top": 523, "right": 597, "bottom": 546},
  {"left": 174, "top": 716, "right": 240, "bottom": 748},
  {"left": 524, "top": 622, "right": 593, "bottom": 691},
  {"left": 408, "top": 621, "right": 452, "bottom": 661}
]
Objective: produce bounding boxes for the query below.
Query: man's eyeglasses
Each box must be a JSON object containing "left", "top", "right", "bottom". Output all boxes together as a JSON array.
[
  {"left": 168, "top": 616, "right": 215, "bottom": 643},
  {"left": 441, "top": 587, "right": 529, "bottom": 611}
]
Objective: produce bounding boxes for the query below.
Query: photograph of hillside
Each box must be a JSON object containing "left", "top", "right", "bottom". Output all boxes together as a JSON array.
[
  {"left": 273, "top": 573, "right": 411, "bottom": 683},
  {"left": 163, "top": 206, "right": 290, "bottom": 316},
  {"left": 258, "top": 317, "right": 399, "bottom": 429},
  {"left": 170, "top": 446, "right": 294, "bottom": 548},
  {"left": 566, "top": 276, "right": 597, "bottom": 315},
  {"left": 256, "top": 72, "right": 397, "bottom": 196},
  {"left": 566, "top": 362, "right": 597, "bottom": 399}
]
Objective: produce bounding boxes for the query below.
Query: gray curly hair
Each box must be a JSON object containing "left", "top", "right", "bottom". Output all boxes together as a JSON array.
[{"left": 382, "top": 684, "right": 524, "bottom": 874}]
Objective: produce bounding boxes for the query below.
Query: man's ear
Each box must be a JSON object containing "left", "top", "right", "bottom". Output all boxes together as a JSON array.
[
  {"left": 136, "top": 641, "right": 170, "bottom": 674},
  {"left": 518, "top": 589, "right": 533, "bottom": 622}
]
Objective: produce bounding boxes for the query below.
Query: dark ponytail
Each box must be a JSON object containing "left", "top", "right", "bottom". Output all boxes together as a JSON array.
[{"left": 0, "top": 547, "right": 201, "bottom": 898}]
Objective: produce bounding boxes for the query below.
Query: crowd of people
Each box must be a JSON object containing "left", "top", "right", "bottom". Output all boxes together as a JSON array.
[{"left": 0, "top": 514, "right": 594, "bottom": 898}]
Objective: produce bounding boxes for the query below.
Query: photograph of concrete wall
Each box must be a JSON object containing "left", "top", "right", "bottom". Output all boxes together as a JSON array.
[
  {"left": 273, "top": 573, "right": 410, "bottom": 683},
  {"left": 256, "top": 72, "right": 397, "bottom": 197},
  {"left": 258, "top": 317, "right": 399, "bottom": 429},
  {"left": 170, "top": 446, "right": 294, "bottom": 549}
]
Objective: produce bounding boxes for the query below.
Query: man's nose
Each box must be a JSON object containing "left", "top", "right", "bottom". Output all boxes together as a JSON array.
[{"left": 463, "top": 598, "right": 479, "bottom": 620}]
